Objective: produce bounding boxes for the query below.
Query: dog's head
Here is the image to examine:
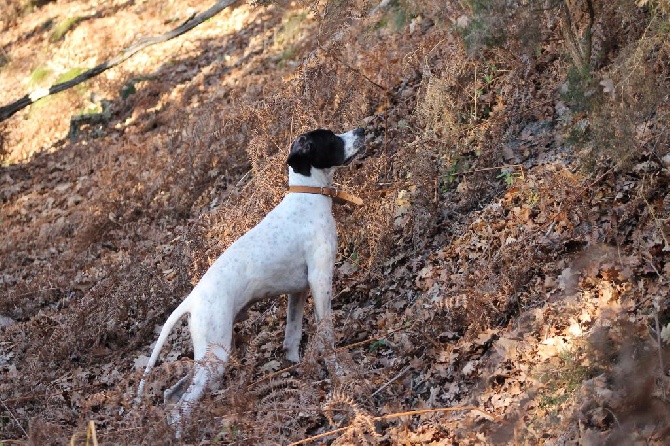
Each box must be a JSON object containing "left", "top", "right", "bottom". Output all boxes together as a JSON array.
[{"left": 287, "top": 128, "right": 365, "bottom": 177}]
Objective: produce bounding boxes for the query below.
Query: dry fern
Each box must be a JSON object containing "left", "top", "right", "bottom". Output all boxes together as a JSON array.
[{"left": 323, "top": 390, "right": 380, "bottom": 445}]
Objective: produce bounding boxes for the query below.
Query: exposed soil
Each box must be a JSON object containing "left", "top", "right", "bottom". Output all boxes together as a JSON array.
[{"left": 1, "top": 0, "right": 670, "bottom": 444}]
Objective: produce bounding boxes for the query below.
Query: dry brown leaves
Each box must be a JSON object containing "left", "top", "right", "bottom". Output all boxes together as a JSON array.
[{"left": 1, "top": 0, "right": 670, "bottom": 444}]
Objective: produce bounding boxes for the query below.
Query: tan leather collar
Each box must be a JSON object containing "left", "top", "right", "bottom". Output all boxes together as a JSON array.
[{"left": 287, "top": 186, "right": 363, "bottom": 206}]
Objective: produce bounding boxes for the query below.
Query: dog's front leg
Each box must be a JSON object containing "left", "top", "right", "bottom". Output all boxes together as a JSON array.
[
  {"left": 308, "top": 271, "right": 333, "bottom": 323},
  {"left": 307, "top": 260, "right": 343, "bottom": 376},
  {"left": 284, "top": 291, "right": 307, "bottom": 363},
  {"left": 307, "top": 251, "right": 344, "bottom": 377},
  {"left": 307, "top": 248, "right": 334, "bottom": 323}
]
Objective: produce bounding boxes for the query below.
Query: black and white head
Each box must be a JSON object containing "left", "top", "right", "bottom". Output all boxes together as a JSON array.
[{"left": 287, "top": 128, "right": 365, "bottom": 177}]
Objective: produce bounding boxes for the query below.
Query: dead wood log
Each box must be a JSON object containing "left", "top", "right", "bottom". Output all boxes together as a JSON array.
[{"left": 0, "top": 0, "right": 240, "bottom": 123}]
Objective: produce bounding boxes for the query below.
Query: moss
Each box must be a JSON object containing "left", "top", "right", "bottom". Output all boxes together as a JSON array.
[
  {"left": 560, "top": 65, "right": 599, "bottom": 113},
  {"left": 0, "top": 52, "right": 9, "bottom": 70},
  {"left": 29, "top": 65, "right": 52, "bottom": 86},
  {"left": 50, "top": 16, "right": 83, "bottom": 42},
  {"left": 55, "top": 67, "right": 86, "bottom": 84}
]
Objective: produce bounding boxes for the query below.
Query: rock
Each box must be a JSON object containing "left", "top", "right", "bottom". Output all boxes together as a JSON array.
[
  {"left": 0, "top": 315, "right": 15, "bottom": 328},
  {"left": 632, "top": 160, "right": 659, "bottom": 175}
]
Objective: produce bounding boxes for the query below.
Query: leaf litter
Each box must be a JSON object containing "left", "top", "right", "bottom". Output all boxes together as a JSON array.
[{"left": 1, "top": 0, "right": 670, "bottom": 444}]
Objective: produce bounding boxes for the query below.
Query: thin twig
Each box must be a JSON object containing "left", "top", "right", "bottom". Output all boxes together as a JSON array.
[
  {"left": 604, "top": 408, "right": 621, "bottom": 429},
  {"left": 544, "top": 220, "right": 557, "bottom": 237},
  {"left": 0, "top": 397, "right": 27, "bottom": 438},
  {"left": 316, "top": 41, "right": 388, "bottom": 93},
  {"left": 333, "top": 324, "right": 410, "bottom": 355},
  {"left": 545, "top": 201, "right": 563, "bottom": 237},
  {"left": 4, "top": 391, "right": 66, "bottom": 404},
  {"left": 583, "top": 167, "right": 613, "bottom": 190},
  {"left": 86, "top": 420, "right": 99, "bottom": 446},
  {"left": 371, "top": 365, "right": 411, "bottom": 396},
  {"left": 378, "top": 406, "right": 498, "bottom": 421},
  {"left": 287, "top": 424, "right": 351, "bottom": 445},
  {"left": 473, "top": 64, "right": 478, "bottom": 118},
  {"left": 454, "top": 163, "right": 525, "bottom": 176},
  {"left": 8, "top": 286, "right": 60, "bottom": 299},
  {"left": 288, "top": 406, "right": 499, "bottom": 445}
]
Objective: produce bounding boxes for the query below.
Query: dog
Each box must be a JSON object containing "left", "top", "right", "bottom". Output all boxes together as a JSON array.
[{"left": 137, "top": 127, "right": 365, "bottom": 429}]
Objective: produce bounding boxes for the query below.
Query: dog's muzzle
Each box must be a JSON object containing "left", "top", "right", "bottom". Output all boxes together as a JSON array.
[{"left": 343, "top": 127, "right": 366, "bottom": 165}]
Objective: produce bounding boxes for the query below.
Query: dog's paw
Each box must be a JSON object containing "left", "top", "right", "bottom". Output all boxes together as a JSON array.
[
  {"left": 284, "top": 350, "right": 300, "bottom": 364},
  {"left": 282, "top": 339, "right": 301, "bottom": 363}
]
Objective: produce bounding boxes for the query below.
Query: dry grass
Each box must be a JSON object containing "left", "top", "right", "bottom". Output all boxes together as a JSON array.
[{"left": 1, "top": 0, "right": 670, "bottom": 444}]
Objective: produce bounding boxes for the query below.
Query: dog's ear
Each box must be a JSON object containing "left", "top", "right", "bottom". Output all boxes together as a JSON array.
[{"left": 287, "top": 135, "right": 312, "bottom": 176}]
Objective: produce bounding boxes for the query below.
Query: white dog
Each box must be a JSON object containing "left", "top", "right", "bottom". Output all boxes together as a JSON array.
[{"left": 137, "top": 128, "right": 365, "bottom": 428}]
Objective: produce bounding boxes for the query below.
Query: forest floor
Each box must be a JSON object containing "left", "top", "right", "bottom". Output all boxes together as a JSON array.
[{"left": 1, "top": 0, "right": 670, "bottom": 444}]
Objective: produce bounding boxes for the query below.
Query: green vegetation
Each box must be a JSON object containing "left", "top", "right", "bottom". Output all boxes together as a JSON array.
[
  {"left": 497, "top": 168, "right": 522, "bottom": 186},
  {"left": 50, "top": 16, "right": 82, "bottom": 42},
  {"left": 372, "top": 0, "right": 420, "bottom": 32},
  {"left": 275, "top": 12, "right": 306, "bottom": 48},
  {"left": 273, "top": 12, "right": 307, "bottom": 65},
  {"left": 539, "top": 350, "right": 593, "bottom": 410},
  {"left": 459, "top": 0, "right": 509, "bottom": 53},
  {"left": 369, "top": 339, "right": 391, "bottom": 352},
  {"left": 0, "top": 52, "right": 9, "bottom": 70},
  {"left": 28, "top": 65, "right": 52, "bottom": 86},
  {"left": 56, "top": 67, "right": 88, "bottom": 96},
  {"left": 55, "top": 67, "right": 85, "bottom": 84},
  {"left": 120, "top": 75, "right": 157, "bottom": 99},
  {"left": 560, "top": 65, "right": 599, "bottom": 114},
  {"left": 25, "top": 67, "right": 88, "bottom": 120}
]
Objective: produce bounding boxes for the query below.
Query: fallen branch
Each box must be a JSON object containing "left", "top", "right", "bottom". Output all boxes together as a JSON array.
[
  {"left": 455, "top": 163, "right": 526, "bottom": 179},
  {"left": 0, "top": 0, "right": 240, "bottom": 122}
]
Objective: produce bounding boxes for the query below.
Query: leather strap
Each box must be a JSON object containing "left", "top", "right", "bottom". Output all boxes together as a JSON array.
[{"left": 287, "top": 185, "right": 363, "bottom": 206}]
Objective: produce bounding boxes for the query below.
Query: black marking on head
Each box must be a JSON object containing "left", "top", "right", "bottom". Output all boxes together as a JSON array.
[{"left": 286, "top": 129, "right": 346, "bottom": 176}]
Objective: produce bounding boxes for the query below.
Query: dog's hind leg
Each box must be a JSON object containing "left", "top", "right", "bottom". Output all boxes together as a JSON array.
[
  {"left": 169, "top": 344, "right": 228, "bottom": 434},
  {"left": 283, "top": 291, "right": 307, "bottom": 363},
  {"left": 170, "top": 305, "right": 232, "bottom": 434},
  {"left": 164, "top": 373, "right": 191, "bottom": 405}
]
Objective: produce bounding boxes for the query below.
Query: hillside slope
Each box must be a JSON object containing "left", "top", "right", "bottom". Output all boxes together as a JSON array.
[{"left": 1, "top": 0, "right": 670, "bottom": 444}]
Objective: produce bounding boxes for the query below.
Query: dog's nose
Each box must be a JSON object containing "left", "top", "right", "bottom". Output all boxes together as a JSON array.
[{"left": 353, "top": 127, "right": 365, "bottom": 137}]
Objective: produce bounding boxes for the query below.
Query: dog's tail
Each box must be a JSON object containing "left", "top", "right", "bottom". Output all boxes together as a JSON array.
[{"left": 136, "top": 297, "right": 191, "bottom": 398}]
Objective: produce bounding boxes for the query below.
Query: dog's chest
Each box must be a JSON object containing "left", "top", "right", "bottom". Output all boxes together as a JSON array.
[{"left": 253, "top": 195, "right": 337, "bottom": 248}]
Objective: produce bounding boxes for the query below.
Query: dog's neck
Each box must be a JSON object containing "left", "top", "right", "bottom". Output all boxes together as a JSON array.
[{"left": 288, "top": 166, "right": 335, "bottom": 188}]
